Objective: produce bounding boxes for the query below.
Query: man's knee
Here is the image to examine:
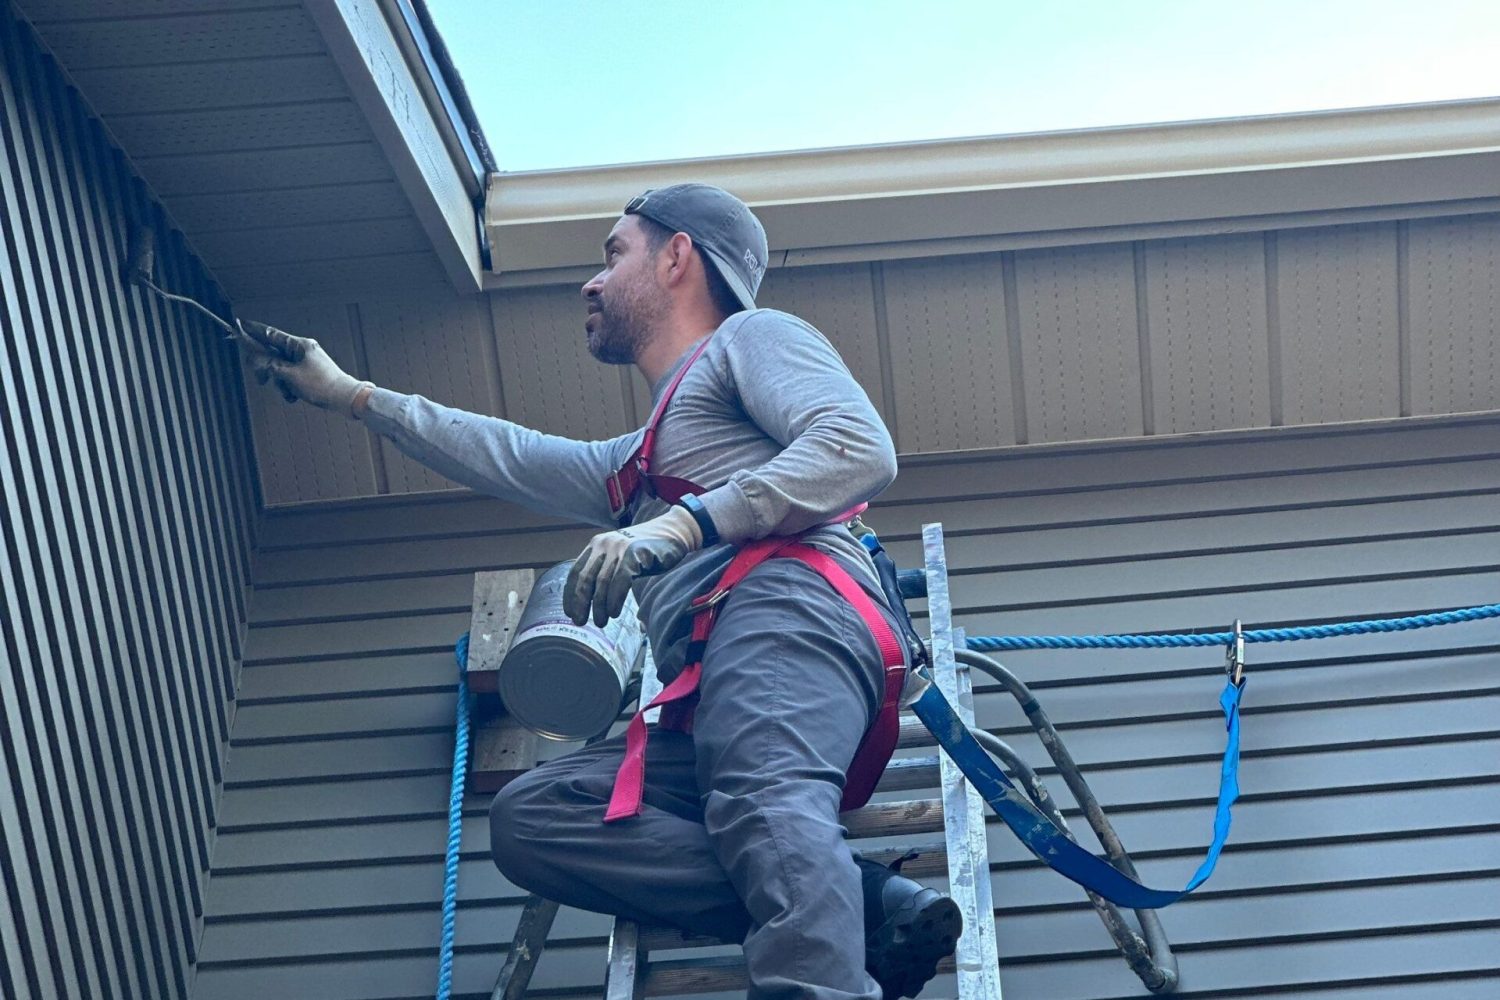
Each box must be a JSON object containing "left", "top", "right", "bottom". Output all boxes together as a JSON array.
[{"left": 488, "top": 767, "right": 555, "bottom": 877}]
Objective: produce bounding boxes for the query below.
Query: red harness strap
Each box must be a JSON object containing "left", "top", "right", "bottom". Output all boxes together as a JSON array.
[
  {"left": 604, "top": 537, "right": 908, "bottom": 823},
  {"left": 605, "top": 336, "right": 715, "bottom": 523}
]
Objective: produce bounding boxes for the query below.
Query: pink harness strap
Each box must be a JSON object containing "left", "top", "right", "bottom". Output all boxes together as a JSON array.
[
  {"left": 604, "top": 538, "right": 907, "bottom": 823},
  {"left": 606, "top": 336, "right": 715, "bottom": 522}
]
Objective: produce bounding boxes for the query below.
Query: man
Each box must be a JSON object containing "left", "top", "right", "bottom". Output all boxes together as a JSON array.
[{"left": 247, "top": 184, "right": 960, "bottom": 999}]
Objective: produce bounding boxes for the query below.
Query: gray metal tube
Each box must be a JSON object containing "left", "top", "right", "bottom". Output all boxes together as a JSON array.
[{"left": 957, "top": 649, "right": 1179, "bottom": 993}]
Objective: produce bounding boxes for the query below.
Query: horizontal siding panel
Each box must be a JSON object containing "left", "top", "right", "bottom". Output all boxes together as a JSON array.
[
  {"left": 199, "top": 827, "right": 1500, "bottom": 929},
  {"left": 204, "top": 366, "right": 1500, "bottom": 999}
]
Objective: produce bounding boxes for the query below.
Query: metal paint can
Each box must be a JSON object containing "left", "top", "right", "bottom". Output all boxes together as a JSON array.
[{"left": 496, "top": 560, "right": 644, "bottom": 741}]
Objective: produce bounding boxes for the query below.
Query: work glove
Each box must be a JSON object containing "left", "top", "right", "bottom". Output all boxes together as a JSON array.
[
  {"left": 565, "top": 506, "right": 703, "bottom": 627},
  {"left": 241, "top": 320, "right": 373, "bottom": 418}
]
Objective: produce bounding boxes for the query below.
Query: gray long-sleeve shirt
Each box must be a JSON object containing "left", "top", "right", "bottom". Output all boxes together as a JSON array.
[{"left": 362, "top": 307, "right": 897, "bottom": 678}]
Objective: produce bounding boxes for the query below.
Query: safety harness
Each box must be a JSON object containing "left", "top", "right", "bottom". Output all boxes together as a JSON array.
[
  {"left": 602, "top": 334, "right": 907, "bottom": 821},
  {"left": 600, "top": 334, "right": 1240, "bottom": 908}
]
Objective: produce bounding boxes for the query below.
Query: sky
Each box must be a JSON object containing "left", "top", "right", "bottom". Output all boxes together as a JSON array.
[{"left": 427, "top": 0, "right": 1500, "bottom": 172}]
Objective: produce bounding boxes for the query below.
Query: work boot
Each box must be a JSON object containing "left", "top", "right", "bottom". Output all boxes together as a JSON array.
[{"left": 858, "top": 857, "right": 963, "bottom": 998}]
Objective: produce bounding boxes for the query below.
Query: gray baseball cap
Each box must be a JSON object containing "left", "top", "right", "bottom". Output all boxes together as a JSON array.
[{"left": 624, "top": 183, "right": 768, "bottom": 312}]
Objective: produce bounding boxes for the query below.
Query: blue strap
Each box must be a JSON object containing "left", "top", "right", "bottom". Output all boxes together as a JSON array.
[{"left": 912, "top": 673, "right": 1244, "bottom": 909}]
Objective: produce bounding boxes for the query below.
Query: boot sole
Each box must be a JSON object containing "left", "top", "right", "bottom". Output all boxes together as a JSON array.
[{"left": 866, "top": 893, "right": 963, "bottom": 999}]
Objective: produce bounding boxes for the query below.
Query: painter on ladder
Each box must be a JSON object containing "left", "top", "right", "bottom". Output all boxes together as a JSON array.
[{"left": 243, "top": 183, "right": 962, "bottom": 1000}]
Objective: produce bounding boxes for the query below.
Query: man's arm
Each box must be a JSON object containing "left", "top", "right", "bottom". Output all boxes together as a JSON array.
[
  {"left": 245, "top": 324, "right": 632, "bottom": 529},
  {"left": 696, "top": 311, "right": 898, "bottom": 542},
  {"left": 360, "top": 388, "right": 633, "bottom": 528}
]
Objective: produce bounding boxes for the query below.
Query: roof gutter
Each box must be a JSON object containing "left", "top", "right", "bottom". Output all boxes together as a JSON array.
[{"left": 484, "top": 98, "right": 1500, "bottom": 287}]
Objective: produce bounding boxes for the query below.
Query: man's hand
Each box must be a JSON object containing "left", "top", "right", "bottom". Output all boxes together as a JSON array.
[
  {"left": 565, "top": 506, "right": 703, "bottom": 627},
  {"left": 241, "top": 320, "right": 373, "bottom": 418}
]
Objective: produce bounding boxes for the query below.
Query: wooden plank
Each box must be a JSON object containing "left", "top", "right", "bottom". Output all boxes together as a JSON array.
[
  {"left": 466, "top": 570, "right": 538, "bottom": 792},
  {"left": 841, "top": 798, "right": 945, "bottom": 839},
  {"left": 465, "top": 570, "right": 532, "bottom": 694}
]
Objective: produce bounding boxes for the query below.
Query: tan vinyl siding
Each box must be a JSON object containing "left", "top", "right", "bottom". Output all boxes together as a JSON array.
[{"left": 244, "top": 211, "right": 1500, "bottom": 506}]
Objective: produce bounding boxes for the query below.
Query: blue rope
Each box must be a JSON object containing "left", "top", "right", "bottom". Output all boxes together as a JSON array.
[
  {"left": 966, "top": 602, "right": 1500, "bottom": 651},
  {"left": 437, "top": 634, "right": 473, "bottom": 1000}
]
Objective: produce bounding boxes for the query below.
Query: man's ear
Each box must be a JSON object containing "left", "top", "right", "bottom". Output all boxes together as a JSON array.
[{"left": 659, "top": 231, "right": 696, "bottom": 288}]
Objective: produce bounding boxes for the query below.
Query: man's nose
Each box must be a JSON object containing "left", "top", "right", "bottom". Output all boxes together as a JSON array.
[{"left": 581, "top": 272, "right": 604, "bottom": 299}]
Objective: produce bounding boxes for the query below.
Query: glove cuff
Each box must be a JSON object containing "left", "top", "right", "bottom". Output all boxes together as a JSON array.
[{"left": 339, "top": 380, "right": 376, "bottom": 419}]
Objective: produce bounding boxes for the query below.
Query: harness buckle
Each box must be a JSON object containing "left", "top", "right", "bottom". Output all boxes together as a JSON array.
[
  {"left": 691, "top": 588, "right": 732, "bottom": 611},
  {"left": 1225, "top": 619, "right": 1245, "bottom": 686}
]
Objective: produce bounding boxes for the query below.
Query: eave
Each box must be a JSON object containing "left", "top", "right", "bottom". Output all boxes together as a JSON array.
[{"left": 483, "top": 98, "right": 1500, "bottom": 288}]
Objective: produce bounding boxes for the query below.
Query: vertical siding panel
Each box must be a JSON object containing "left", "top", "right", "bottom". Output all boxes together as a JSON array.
[
  {"left": 757, "top": 263, "right": 890, "bottom": 426},
  {"left": 1, "top": 7, "right": 255, "bottom": 997},
  {"left": 1142, "top": 233, "right": 1271, "bottom": 434},
  {"left": 235, "top": 299, "right": 379, "bottom": 505},
  {"left": 13, "top": 33, "right": 178, "bottom": 1000},
  {"left": 488, "top": 284, "right": 634, "bottom": 441},
  {"left": 0, "top": 26, "right": 115, "bottom": 1000},
  {"left": 66, "top": 82, "right": 211, "bottom": 1000},
  {"left": 1013, "top": 243, "right": 1144, "bottom": 442},
  {"left": 1406, "top": 214, "right": 1500, "bottom": 416},
  {"left": 358, "top": 291, "right": 499, "bottom": 494},
  {"left": 1275, "top": 222, "right": 1400, "bottom": 425},
  {"left": 882, "top": 254, "right": 1017, "bottom": 453}
]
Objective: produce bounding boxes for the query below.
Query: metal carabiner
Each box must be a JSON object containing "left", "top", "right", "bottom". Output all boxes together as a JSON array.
[{"left": 1225, "top": 619, "right": 1245, "bottom": 686}]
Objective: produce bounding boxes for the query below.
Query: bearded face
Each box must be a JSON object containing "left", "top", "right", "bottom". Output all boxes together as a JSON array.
[{"left": 583, "top": 217, "right": 668, "bottom": 365}]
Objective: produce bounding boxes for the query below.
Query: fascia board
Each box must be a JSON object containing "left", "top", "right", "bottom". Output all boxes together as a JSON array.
[
  {"left": 308, "top": 0, "right": 482, "bottom": 291},
  {"left": 484, "top": 98, "right": 1500, "bottom": 276}
]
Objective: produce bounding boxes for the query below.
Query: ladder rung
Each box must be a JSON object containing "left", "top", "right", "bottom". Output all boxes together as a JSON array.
[
  {"left": 638, "top": 925, "right": 734, "bottom": 951},
  {"left": 897, "top": 715, "right": 935, "bottom": 748},
  {"left": 638, "top": 954, "right": 960, "bottom": 996},
  {"left": 640, "top": 953, "right": 747, "bottom": 995},
  {"left": 841, "top": 797, "right": 944, "bottom": 838},
  {"left": 876, "top": 754, "right": 939, "bottom": 792}
]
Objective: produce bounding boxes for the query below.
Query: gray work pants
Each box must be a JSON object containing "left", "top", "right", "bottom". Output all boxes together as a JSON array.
[{"left": 490, "top": 557, "right": 894, "bottom": 1000}]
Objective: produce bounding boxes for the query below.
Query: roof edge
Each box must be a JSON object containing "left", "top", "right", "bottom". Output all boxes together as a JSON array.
[{"left": 484, "top": 98, "right": 1500, "bottom": 277}]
